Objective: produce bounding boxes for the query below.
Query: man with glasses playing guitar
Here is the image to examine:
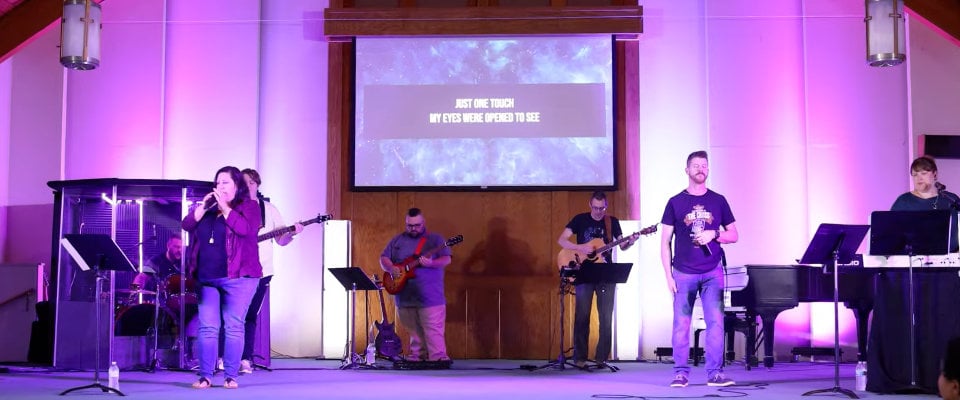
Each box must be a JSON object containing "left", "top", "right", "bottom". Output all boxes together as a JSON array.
[
  {"left": 557, "top": 191, "right": 639, "bottom": 369},
  {"left": 380, "top": 208, "right": 455, "bottom": 366}
]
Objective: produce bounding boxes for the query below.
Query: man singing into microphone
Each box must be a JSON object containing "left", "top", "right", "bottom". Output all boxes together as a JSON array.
[
  {"left": 660, "top": 150, "right": 738, "bottom": 388},
  {"left": 891, "top": 156, "right": 959, "bottom": 252}
]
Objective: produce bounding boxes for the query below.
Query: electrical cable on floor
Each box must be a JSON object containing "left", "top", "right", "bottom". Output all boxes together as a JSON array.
[{"left": 591, "top": 382, "right": 768, "bottom": 399}]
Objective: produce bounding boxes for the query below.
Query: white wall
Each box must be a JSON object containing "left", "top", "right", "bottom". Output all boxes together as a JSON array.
[
  {"left": 2, "top": 0, "right": 957, "bottom": 360},
  {"left": 909, "top": 13, "right": 960, "bottom": 192}
]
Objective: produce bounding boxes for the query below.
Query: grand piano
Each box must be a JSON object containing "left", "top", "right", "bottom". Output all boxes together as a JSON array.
[
  {"left": 726, "top": 257, "right": 960, "bottom": 393},
  {"left": 726, "top": 264, "right": 875, "bottom": 369}
]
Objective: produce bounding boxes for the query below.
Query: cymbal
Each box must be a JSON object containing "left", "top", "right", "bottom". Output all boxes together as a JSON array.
[{"left": 117, "top": 289, "right": 156, "bottom": 295}]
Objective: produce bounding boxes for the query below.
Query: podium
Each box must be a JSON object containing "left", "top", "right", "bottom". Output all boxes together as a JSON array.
[
  {"left": 534, "top": 262, "right": 632, "bottom": 373},
  {"left": 798, "top": 224, "right": 869, "bottom": 399},
  {"left": 327, "top": 267, "right": 379, "bottom": 369},
  {"left": 59, "top": 234, "right": 136, "bottom": 396},
  {"left": 869, "top": 210, "right": 951, "bottom": 393}
]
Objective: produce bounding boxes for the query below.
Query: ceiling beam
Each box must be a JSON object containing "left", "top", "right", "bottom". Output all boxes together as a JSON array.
[
  {"left": 905, "top": 0, "right": 960, "bottom": 43},
  {"left": 0, "top": 0, "right": 61, "bottom": 64}
]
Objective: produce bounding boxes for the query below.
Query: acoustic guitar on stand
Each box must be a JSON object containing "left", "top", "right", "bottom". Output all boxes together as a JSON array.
[
  {"left": 382, "top": 235, "right": 464, "bottom": 295},
  {"left": 257, "top": 213, "right": 332, "bottom": 243},
  {"left": 557, "top": 224, "right": 659, "bottom": 273}
]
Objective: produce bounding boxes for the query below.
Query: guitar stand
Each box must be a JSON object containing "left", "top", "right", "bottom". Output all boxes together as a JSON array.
[{"left": 532, "top": 277, "right": 582, "bottom": 371}]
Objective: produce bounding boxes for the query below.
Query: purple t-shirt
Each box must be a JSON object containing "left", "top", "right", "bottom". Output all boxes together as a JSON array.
[
  {"left": 381, "top": 231, "right": 453, "bottom": 308},
  {"left": 661, "top": 189, "right": 735, "bottom": 274}
]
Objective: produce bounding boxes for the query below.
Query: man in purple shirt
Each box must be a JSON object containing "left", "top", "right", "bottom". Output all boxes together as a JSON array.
[{"left": 660, "top": 151, "right": 738, "bottom": 388}]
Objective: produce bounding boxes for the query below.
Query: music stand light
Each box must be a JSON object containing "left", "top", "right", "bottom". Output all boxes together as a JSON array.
[
  {"left": 869, "top": 210, "right": 951, "bottom": 392},
  {"left": 327, "top": 267, "right": 379, "bottom": 370},
  {"left": 59, "top": 234, "right": 137, "bottom": 396},
  {"left": 799, "top": 223, "right": 869, "bottom": 399}
]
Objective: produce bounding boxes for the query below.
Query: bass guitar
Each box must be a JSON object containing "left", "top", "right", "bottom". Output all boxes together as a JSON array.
[
  {"left": 382, "top": 235, "right": 464, "bottom": 295},
  {"left": 373, "top": 275, "right": 402, "bottom": 360},
  {"left": 257, "top": 213, "right": 332, "bottom": 243},
  {"left": 557, "top": 224, "right": 659, "bottom": 272}
]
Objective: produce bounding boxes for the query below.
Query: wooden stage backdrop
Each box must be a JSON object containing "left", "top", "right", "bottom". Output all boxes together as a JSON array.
[{"left": 325, "top": 0, "right": 642, "bottom": 360}]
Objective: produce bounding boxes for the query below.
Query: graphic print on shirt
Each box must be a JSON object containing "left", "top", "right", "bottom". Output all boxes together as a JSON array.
[
  {"left": 683, "top": 204, "right": 714, "bottom": 238},
  {"left": 583, "top": 226, "right": 606, "bottom": 243}
]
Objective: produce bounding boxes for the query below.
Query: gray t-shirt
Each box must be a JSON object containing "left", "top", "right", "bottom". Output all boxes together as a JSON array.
[{"left": 381, "top": 232, "right": 453, "bottom": 308}]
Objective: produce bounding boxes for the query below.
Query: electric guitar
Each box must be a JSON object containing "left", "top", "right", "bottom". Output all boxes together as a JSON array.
[
  {"left": 257, "top": 213, "right": 332, "bottom": 243},
  {"left": 373, "top": 275, "right": 402, "bottom": 360},
  {"left": 557, "top": 224, "right": 659, "bottom": 271},
  {"left": 382, "top": 235, "right": 464, "bottom": 295}
]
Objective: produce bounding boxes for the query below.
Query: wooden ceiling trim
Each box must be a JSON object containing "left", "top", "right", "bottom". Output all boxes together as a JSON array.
[
  {"left": 0, "top": 0, "right": 61, "bottom": 64},
  {"left": 905, "top": 0, "right": 960, "bottom": 43},
  {"left": 323, "top": 6, "right": 643, "bottom": 37}
]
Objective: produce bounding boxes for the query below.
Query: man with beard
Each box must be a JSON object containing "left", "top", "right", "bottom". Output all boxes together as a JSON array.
[
  {"left": 133, "top": 236, "right": 184, "bottom": 293},
  {"left": 380, "top": 208, "right": 453, "bottom": 363},
  {"left": 660, "top": 150, "right": 738, "bottom": 388}
]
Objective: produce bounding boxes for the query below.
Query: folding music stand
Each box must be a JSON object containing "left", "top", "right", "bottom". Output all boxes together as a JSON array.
[
  {"left": 328, "top": 267, "right": 379, "bottom": 370},
  {"left": 869, "top": 210, "right": 951, "bottom": 392},
  {"left": 59, "top": 234, "right": 136, "bottom": 396},
  {"left": 799, "top": 224, "right": 869, "bottom": 399}
]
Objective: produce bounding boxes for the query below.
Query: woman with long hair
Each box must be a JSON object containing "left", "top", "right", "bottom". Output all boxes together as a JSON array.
[{"left": 181, "top": 166, "right": 262, "bottom": 389}]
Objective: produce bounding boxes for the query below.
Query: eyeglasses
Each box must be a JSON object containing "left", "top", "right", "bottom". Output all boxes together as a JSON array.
[
  {"left": 590, "top": 206, "right": 607, "bottom": 211},
  {"left": 406, "top": 223, "right": 423, "bottom": 228}
]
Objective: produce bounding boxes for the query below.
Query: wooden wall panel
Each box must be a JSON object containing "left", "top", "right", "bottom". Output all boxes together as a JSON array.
[{"left": 326, "top": 3, "right": 641, "bottom": 359}]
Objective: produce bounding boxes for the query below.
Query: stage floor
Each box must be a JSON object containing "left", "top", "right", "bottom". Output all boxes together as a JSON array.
[{"left": 0, "top": 358, "right": 941, "bottom": 399}]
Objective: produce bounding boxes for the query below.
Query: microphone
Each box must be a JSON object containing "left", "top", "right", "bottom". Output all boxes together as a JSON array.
[
  {"left": 936, "top": 182, "right": 947, "bottom": 192},
  {"left": 203, "top": 196, "right": 218, "bottom": 211},
  {"left": 692, "top": 228, "right": 712, "bottom": 256},
  {"left": 700, "top": 243, "right": 712, "bottom": 257}
]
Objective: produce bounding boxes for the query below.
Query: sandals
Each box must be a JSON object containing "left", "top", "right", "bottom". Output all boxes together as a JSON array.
[
  {"left": 223, "top": 378, "right": 239, "bottom": 389},
  {"left": 191, "top": 377, "right": 211, "bottom": 389},
  {"left": 192, "top": 376, "right": 238, "bottom": 389}
]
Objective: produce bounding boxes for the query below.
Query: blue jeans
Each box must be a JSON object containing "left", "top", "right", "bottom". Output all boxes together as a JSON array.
[
  {"left": 672, "top": 263, "right": 725, "bottom": 377},
  {"left": 197, "top": 277, "right": 258, "bottom": 380}
]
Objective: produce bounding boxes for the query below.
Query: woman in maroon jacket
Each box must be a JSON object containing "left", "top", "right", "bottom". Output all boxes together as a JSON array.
[{"left": 182, "top": 166, "right": 262, "bottom": 389}]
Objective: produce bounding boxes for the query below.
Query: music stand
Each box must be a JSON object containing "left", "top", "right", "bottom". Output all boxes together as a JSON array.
[
  {"left": 328, "top": 267, "right": 379, "bottom": 370},
  {"left": 869, "top": 210, "right": 951, "bottom": 392},
  {"left": 59, "top": 234, "right": 136, "bottom": 396},
  {"left": 799, "top": 224, "right": 869, "bottom": 399}
]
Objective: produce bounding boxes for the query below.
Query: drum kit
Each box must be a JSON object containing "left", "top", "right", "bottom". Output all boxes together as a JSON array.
[{"left": 114, "top": 273, "right": 199, "bottom": 366}]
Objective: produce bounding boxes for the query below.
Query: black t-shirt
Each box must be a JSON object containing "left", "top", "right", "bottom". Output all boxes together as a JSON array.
[
  {"left": 565, "top": 212, "right": 623, "bottom": 263},
  {"left": 196, "top": 213, "right": 228, "bottom": 282}
]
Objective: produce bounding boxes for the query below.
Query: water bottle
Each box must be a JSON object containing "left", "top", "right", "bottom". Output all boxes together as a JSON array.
[
  {"left": 855, "top": 360, "right": 867, "bottom": 391},
  {"left": 365, "top": 343, "right": 376, "bottom": 365},
  {"left": 107, "top": 361, "right": 120, "bottom": 390}
]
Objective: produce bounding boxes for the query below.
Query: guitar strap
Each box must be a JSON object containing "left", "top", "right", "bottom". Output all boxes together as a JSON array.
[
  {"left": 604, "top": 215, "right": 613, "bottom": 243},
  {"left": 257, "top": 197, "right": 266, "bottom": 229},
  {"left": 414, "top": 234, "right": 428, "bottom": 256}
]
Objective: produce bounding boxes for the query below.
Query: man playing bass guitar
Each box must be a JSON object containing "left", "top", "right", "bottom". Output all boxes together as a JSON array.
[
  {"left": 557, "top": 191, "right": 636, "bottom": 368},
  {"left": 379, "top": 208, "right": 453, "bottom": 364}
]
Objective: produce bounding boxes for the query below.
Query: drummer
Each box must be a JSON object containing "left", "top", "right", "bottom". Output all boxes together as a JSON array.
[{"left": 133, "top": 236, "right": 184, "bottom": 293}]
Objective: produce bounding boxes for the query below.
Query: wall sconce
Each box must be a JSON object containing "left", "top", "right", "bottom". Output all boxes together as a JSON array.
[
  {"left": 864, "top": 0, "right": 906, "bottom": 67},
  {"left": 60, "top": 0, "right": 102, "bottom": 70}
]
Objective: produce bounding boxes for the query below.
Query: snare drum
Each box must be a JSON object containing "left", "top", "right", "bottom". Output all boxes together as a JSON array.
[{"left": 163, "top": 274, "right": 198, "bottom": 311}]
